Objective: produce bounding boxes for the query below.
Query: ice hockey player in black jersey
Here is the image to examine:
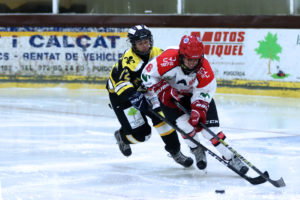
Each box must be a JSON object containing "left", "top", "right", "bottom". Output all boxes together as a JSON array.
[{"left": 106, "top": 24, "right": 193, "bottom": 167}]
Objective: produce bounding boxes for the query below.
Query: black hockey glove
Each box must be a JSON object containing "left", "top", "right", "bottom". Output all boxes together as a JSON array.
[{"left": 128, "top": 91, "right": 149, "bottom": 113}]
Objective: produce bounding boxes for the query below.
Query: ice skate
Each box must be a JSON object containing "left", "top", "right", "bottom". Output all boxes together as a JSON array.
[
  {"left": 228, "top": 155, "right": 249, "bottom": 175},
  {"left": 114, "top": 130, "right": 132, "bottom": 157},
  {"left": 191, "top": 146, "right": 207, "bottom": 170},
  {"left": 170, "top": 151, "right": 193, "bottom": 167}
]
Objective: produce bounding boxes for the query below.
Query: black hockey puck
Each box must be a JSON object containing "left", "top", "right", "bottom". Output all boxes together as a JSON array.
[{"left": 215, "top": 190, "right": 225, "bottom": 194}]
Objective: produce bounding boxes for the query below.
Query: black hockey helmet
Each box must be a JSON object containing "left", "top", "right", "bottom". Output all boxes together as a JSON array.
[{"left": 128, "top": 24, "right": 153, "bottom": 56}]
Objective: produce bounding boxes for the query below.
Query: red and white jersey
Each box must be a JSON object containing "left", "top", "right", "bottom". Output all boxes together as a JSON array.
[{"left": 141, "top": 47, "right": 216, "bottom": 104}]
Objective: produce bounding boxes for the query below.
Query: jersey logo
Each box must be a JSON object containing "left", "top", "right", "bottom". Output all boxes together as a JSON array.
[
  {"left": 141, "top": 74, "right": 150, "bottom": 82},
  {"left": 124, "top": 56, "right": 135, "bottom": 64},
  {"left": 161, "top": 56, "right": 177, "bottom": 67},
  {"left": 199, "top": 68, "right": 210, "bottom": 79},
  {"left": 200, "top": 93, "right": 210, "bottom": 99},
  {"left": 189, "top": 78, "right": 196, "bottom": 85},
  {"left": 176, "top": 79, "right": 187, "bottom": 86}
]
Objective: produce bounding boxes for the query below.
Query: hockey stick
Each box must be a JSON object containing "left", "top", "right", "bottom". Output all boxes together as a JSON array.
[
  {"left": 173, "top": 101, "right": 286, "bottom": 188},
  {"left": 147, "top": 107, "right": 268, "bottom": 186}
]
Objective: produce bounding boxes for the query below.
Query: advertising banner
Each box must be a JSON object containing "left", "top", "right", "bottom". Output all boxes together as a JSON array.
[
  {"left": 151, "top": 28, "right": 300, "bottom": 83},
  {"left": 0, "top": 27, "right": 129, "bottom": 83},
  {"left": 0, "top": 27, "right": 300, "bottom": 85}
]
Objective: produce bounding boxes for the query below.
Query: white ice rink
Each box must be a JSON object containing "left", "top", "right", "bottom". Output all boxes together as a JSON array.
[{"left": 0, "top": 88, "right": 299, "bottom": 200}]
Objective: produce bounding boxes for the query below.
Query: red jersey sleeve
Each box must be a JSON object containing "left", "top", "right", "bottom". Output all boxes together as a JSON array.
[
  {"left": 196, "top": 58, "right": 215, "bottom": 88},
  {"left": 156, "top": 49, "right": 180, "bottom": 76}
]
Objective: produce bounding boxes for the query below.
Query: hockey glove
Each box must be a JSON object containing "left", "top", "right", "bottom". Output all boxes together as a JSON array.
[
  {"left": 152, "top": 80, "right": 180, "bottom": 108},
  {"left": 128, "top": 91, "right": 149, "bottom": 113},
  {"left": 188, "top": 100, "right": 209, "bottom": 132}
]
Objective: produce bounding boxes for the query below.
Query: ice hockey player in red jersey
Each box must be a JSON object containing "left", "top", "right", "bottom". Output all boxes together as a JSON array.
[{"left": 141, "top": 35, "right": 249, "bottom": 175}]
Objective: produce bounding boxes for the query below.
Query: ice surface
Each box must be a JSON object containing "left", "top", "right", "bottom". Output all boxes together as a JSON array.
[{"left": 0, "top": 88, "right": 299, "bottom": 200}]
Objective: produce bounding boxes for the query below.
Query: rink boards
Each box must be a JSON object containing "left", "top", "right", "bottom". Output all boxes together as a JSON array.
[{"left": 0, "top": 27, "right": 300, "bottom": 97}]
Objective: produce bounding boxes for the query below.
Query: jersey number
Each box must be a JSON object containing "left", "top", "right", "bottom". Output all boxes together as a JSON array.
[{"left": 119, "top": 68, "right": 130, "bottom": 81}]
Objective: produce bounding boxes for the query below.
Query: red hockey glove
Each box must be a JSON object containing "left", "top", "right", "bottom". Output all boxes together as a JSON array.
[
  {"left": 188, "top": 100, "right": 209, "bottom": 132},
  {"left": 152, "top": 80, "right": 180, "bottom": 108}
]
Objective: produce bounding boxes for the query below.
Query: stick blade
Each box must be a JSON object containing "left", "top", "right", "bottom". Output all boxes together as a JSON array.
[
  {"left": 270, "top": 177, "right": 286, "bottom": 188},
  {"left": 245, "top": 171, "right": 286, "bottom": 188},
  {"left": 244, "top": 171, "right": 269, "bottom": 185}
]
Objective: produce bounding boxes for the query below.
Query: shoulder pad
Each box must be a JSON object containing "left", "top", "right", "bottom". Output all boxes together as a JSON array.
[
  {"left": 121, "top": 48, "right": 142, "bottom": 71},
  {"left": 150, "top": 47, "right": 164, "bottom": 58},
  {"left": 156, "top": 49, "right": 180, "bottom": 76}
]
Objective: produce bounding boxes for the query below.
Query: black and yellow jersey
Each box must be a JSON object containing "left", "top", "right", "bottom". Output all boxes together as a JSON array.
[{"left": 106, "top": 47, "right": 163, "bottom": 101}]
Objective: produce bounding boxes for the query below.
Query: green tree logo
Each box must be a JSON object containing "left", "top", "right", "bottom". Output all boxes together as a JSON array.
[
  {"left": 128, "top": 107, "right": 138, "bottom": 120},
  {"left": 255, "top": 33, "right": 282, "bottom": 75}
]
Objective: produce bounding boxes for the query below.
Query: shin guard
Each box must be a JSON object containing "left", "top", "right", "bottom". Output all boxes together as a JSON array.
[{"left": 210, "top": 131, "right": 233, "bottom": 160}]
